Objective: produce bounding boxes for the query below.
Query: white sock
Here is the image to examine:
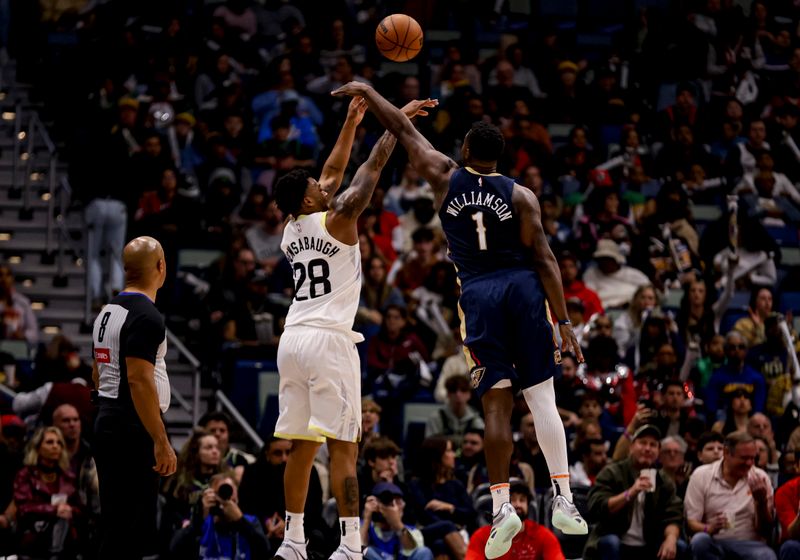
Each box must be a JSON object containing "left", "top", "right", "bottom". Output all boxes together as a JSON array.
[
  {"left": 285, "top": 511, "right": 305, "bottom": 543},
  {"left": 490, "top": 483, "right": 510, "bottom": 516},
  {"left": 340, "top": 516, "right": 360, "bottom": 551},
  {"left": 522, "top": 378, "right": 573, "bottom": 502}
]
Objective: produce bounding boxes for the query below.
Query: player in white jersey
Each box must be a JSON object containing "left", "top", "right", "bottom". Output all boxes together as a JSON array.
[{"left": 271, "top": 97, "right": 436, "bottom": 560}]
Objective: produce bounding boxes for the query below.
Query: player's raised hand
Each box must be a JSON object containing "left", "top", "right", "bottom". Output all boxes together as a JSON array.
[
  {"left": 401, "top": 98, "right": 439, "bottom": 119},
  {"left": 346, "top": 96, "right": 368, "bottom": 125},
  {"left": 559, "top": 323, "right": 584, "bottom": 363},
  {"left": 332, "top": 81, "right": 372, "bottom": 97}
]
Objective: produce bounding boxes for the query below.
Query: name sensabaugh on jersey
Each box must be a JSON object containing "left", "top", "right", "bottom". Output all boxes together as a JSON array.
[{"left": 281, "top": 212, "right": 361, "bottom": 333}]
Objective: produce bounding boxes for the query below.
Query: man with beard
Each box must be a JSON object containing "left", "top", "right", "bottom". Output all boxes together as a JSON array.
[
  {"left": 466, "top": 481, "right": 564, "bottom": 560},
  {"left": 705, "top": 331, "right": 767, "bottom": 418}
]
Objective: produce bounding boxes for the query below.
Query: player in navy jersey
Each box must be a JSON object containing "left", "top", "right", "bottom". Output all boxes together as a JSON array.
[{"left": 333, "top": 82, "right": 587, "bottom": 559}]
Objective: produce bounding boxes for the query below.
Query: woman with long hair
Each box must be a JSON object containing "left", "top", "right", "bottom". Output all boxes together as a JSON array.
[
  {"left": 14, "top": 426, "right": 82, "bottom": 558},
  {"left": 613, "top": 283, "right": 659, "bottom": 357},
  {"left": 407, "top": 436, "right": 476, "bottom": 559},
  {"left": 676, "top": 279, "right": 716, "bottom": 347},
  {"left": 162, "top": 429, "right": 222, "bottom": 524},
  {"left": 711, "top": 389, "right": 754, "bottom": 435}
]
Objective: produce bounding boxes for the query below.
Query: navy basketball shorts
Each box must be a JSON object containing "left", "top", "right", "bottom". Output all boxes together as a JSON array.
[{"left": 458, "top": 268, "right": 562, "bottom": 397}]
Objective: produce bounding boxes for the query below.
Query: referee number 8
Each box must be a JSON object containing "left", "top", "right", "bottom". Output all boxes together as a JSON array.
[{"left": 97, "top": 311, "right": 111, "bottom": 343}]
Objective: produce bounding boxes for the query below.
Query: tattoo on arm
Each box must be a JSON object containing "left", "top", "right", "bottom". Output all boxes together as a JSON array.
[
  {"left": 334, "top": 131, "right": 397, "bottom": 218},
  {"left": 343, "top": 476, "right": 360, "bottom": 517}
]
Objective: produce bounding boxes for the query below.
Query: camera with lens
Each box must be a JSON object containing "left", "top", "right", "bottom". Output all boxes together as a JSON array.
[
  {"left": 210, "top": 483, "right": 234, "bottom": 517},
  {"left": 378, "top": 491, "right": 396, "bottom": 506}
]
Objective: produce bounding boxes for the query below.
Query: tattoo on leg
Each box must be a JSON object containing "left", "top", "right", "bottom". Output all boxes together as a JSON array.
[{"left": 343, "top": 476, "right": 359, "bottom": 516}]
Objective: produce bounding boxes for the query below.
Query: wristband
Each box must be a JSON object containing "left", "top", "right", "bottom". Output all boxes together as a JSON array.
[
  {"left": 703, "top": 524, "right": 709, "bottom": 534},
  {"left": 623, "top": 431, "right": 632, "bottom": 441},
  {"left": 624, "top": 490, "right": 631, "bottom": 502},
  {"left": 558, "top": 319, "right": 572, "bottom": 326}
]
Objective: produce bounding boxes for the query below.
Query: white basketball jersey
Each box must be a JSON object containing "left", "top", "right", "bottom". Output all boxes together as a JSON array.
[{"left": 282, "top": 212, "right": 362, "bottom": 333}]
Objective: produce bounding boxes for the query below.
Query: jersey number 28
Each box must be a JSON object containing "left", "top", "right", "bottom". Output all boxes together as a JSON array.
[{"left": 293, "top": 258, "right": 332, "bottom": 300}]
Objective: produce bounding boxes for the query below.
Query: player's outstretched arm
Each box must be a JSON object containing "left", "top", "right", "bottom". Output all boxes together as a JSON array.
[
  {"left": 318, "top": 97, "right": 368, "bottom": 201},
  {"left": 327, "top": 99, "right": 436, "bottom": 244},
  {"left": 332, "top": 82, "right": 456, "bottom": 204},
  {"left": 513, "top": 184, "right": 584, "bottom": 362}
]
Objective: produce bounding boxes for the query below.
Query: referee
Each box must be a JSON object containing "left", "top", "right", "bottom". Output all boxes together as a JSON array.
[{"left": 91, "top": 236, "right": 177, "bottom": 559}]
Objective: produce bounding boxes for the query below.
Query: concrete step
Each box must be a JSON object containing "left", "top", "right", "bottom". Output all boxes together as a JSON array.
[
  {"left": 9, "top": 261, "right": 85, "bottom": 278},
  {"left": 18, "top": 283, "right": 85, "bottom": 300},
  {"left": 0, "top": 196, "right": 50, "bottom": 210},
  {"left": 34, "top": 306, "right": 88, "bottom": 324},
  {"left": 0, "top": 218, "right": 83, "bottom": 234}
]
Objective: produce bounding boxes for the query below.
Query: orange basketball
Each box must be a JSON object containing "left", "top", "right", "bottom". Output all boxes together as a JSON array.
[{"left": 375, "top": 14, "right": 423, "bottom": 62}]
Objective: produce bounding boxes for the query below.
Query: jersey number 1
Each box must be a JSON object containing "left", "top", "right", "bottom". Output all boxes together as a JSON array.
[
  {"left": 472, "top": 212, "right": 488, "bottom": 251},
  {"left": 293, "top": 258, "right": 332, "bottom": 300}
]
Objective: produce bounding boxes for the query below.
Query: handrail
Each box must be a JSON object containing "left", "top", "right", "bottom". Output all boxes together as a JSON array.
[{"left": 216, "top": 389, "right": 264, "bottom": 450}]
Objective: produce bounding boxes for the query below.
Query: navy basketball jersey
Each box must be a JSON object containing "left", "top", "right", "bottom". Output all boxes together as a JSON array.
[{"left": 439, "top": 167, "right": 533, "bottom": 282}]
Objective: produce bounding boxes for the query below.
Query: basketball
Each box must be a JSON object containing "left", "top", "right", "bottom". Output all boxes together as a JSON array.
[{"left": 375, "top": 14, "right": 423, "bottom": 62}]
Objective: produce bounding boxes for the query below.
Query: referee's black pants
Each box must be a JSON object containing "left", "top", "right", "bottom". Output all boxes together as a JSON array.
[{"left": 94, "top": 406, "right": 159, "bottom": 560}]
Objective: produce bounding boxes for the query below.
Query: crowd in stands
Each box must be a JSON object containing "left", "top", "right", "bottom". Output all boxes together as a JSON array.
[{"left": 2, "top": 0, "right": 800, "bottom": 558}]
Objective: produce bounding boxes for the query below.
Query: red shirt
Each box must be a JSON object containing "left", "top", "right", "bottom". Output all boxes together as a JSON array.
[
  {"left": 776, "top": 476, "right": 800, "bottom": 541},
  {"left": 466, "top": 520, "right": 565, "bottom": 560},
  {"left": 563, "top": 280, "right": 604, "bottom": 321}
]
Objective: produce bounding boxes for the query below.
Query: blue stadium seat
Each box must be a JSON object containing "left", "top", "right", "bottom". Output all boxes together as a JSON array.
[
  {"left": 781, "top": 292, "right": 800, "bottom": 314},
  {"left": 766, "top": 226, "right": 799, "bottom": 247},
  {"left": 720, "top": 309, "right": 748, "bottom": 334}
]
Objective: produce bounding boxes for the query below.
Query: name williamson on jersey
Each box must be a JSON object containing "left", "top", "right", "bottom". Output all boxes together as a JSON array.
[
  {"left": 284, "top": 236, "right": 341, "bottom": 263},
  {"left": 445, "top": 191, "right": 513, "bottom": 221}
]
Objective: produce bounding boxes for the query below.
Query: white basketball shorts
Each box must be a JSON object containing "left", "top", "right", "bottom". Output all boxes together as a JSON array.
[{"left": 274, "top": 326, "right": 362, "bottom": 443}]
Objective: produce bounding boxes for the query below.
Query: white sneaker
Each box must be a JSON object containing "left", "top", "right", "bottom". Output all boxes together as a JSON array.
[
  {"left": 484, "top": 502, "right": 522, "bottom": 559},
  {"left": 328, "top": 544, "right": 362, "bottom": 560},
  {"left": 273, "top": 539, "right": 307, "bottom": 560},
  {"left": 551, "top": 495, "right": 588, "bottom": 535}
]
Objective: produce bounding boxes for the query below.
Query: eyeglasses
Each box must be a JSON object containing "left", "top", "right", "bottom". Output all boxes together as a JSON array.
[{"left": 661, "top": 449, "right": 684, "bottom": 455}]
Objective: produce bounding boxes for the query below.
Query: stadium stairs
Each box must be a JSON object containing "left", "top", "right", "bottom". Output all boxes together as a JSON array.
[{"left": 0, "top": 60, "right": 209, "bottom": 448}]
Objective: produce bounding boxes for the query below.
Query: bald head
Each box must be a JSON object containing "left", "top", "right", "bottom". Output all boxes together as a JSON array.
[{"left": 123, "top": 236, "right": 166, "bottom": 290}]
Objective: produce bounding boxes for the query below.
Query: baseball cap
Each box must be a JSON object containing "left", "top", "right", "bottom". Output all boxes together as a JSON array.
[
  {"left": 631, "top": 424, "right": 662, "bottom": 441},
  {"left": 373, "top": 482, "right": 403, "bottom": 498}
]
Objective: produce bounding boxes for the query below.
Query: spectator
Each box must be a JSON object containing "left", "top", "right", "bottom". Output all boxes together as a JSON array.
[
  {"left": 360, "top": 398, "right": 383, "bottom": 456},
  {"left": 163, "top": 429, "right": 223, "bottom": 526},
  {"left": 407, "top": 436, "right": 476, "bottom": 559},
  {"left": 775, "top": 453, "right": 800, "bottom": 559},
  {"left": 570, "top": 438, "right": 609, "bottom": 488},
  {"left": 239, "top": 437, "right": 323, "bottom": 551},
  {"left": 361, "top": 482, "right": 434, "bottom": 560},
  {"left": 584, "top": 424, "right": 685, "bottom": 560},
  {"left": 0, "top": 264, "right": 39, "bottom": 346},
  {"left": 358, "top": 437, "right": 405, "bottom": 503},
  {"left": 170, "top": 472, "right": 270, "bottom": 559},
  {"left": 558, "top": 252, "right": 604, "bottom": 322},
  {"left": 583, "top": 239, "right": 651, "bottom": 309},
  {"left": 653, "top": 380, "right": 693, "bottom": 438},
  {"left": 199, "top": 411, "right": 255, "bottom": 482},
  {"left": 14, "top": 427, "right": 83, "bottom": 559},
  {"left": 734, "top": 287, "right": 774, "bottom": 349},
  {"left": 613, "top": 284, "right": 659, "bottom": 357},
  {"left": 467, "top": 481, "right": 564, "bottom": 560},
  {"left": 695, "top": 432, "right": 725, "bottom": 467},
  {"left": 676, "top": 279, "right": 717, "bottom": 349},
  {"left": 455, "top": 428, "right": 483, "bottom": 487},
  {"left": 684, "top": 431, "right": 776, "bottom": 560},
  {"left": 712, "top": 388, "right": 755, "bottom": 435},
  {"left": 574, "top": 187, "right": 635, "bottom": 262},
  {"left": 747, "top": 314, "right": 793, "bottom": 418},
  {"left": 356, "top": 256, "right": 404, "bottom": 336},
  {"left": 424, "top": 375, "right": 484, "bottom": 447},
  {"left": 51, "top": 404, "right": 99, "bottom": 522},
  {"left": 659, "top": 435, "right": 691, "bottom": 498},
  {"left": 706, "top": 332, "right": 767, "bottom": 417}
]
